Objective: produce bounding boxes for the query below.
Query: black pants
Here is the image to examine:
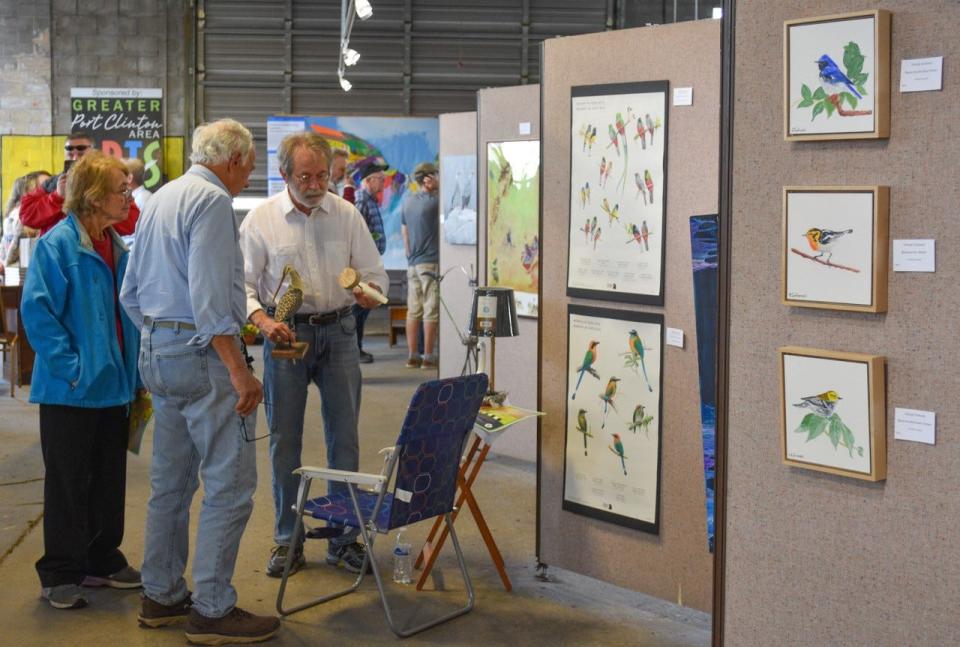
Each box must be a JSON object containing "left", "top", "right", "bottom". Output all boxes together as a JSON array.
[{"left": 36, "top": 404, "right": 130, "bottom": 587}]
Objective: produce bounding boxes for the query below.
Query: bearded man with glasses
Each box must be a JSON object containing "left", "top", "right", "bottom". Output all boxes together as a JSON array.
[
  {"left": 20, "top": 130, "right": 140, "bottom": 237},
  {"left": 239, "top": 131, "right": 387, "bottom": 578}
]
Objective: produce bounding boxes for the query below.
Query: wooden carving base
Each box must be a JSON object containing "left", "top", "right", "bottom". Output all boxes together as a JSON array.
[{"left": 271, "top": 341, "right": 309, "bottom": 360}]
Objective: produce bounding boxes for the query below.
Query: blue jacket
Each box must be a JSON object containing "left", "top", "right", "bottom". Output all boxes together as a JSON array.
[{"left": 22, "top": 213, "right": 140, "bottom": 408}]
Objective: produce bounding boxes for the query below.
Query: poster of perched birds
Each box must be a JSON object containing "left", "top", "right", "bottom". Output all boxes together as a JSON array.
[
  {"left": 785, "top": 10, "right": 890, "bottom": 140},
  {"left": 783, "top": 187, "right": 888, "bottom": 312},
  {"left": 779, "top": 347, "right": 886, "bottom": 481},
  {"left": 563, "top": 305, "right": 664, "bottom": 533},
  {"left": 486, "top": 140, "right": 540, "bottom": 317},
  {"left": 567, "top": 81, "right": 668, "bottom": 305}
]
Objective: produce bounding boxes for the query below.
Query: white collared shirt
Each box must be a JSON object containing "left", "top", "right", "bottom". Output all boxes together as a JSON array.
[{"left": 239, "top": 188, "right": 388, "bottom": 318}]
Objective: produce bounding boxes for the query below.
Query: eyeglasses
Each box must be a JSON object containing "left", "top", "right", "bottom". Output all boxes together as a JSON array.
[
  {"left": 65, "top": 144, "right": 92, "bottom": 152},
  {"left": 116, "top": 187, "right": 133, "bottom": 198},
  {"left": 239, "top": 409, "right": 273, "bottom": 442},
  {"left": 294, "top": 172, "right": 330, "bottom": 186}
]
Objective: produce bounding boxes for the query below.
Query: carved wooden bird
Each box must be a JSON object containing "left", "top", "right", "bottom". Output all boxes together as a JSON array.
[{"left": 271, "top": 265, "right": 304, "bottom": 323}]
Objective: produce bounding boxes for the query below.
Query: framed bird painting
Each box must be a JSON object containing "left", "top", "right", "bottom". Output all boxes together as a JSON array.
[
  {"left": 779, "top": 347, "right": 886, "bottom": 482},
  {"left": 562, "top": 305, "right": 664, "bottom": 533},
  {"left": 784, "top": 9, "right": 891, "bottom": 141},
  {"left": 782, "top": 186, "right": 889, "bottom": 312}
]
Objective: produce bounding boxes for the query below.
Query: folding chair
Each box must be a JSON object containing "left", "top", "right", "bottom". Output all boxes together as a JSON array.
[{"left": 276, "top": 373, "right": 489, "bottom": 638}]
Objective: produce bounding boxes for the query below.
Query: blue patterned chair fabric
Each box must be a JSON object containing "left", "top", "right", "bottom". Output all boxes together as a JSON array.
[{"left": 304, "top": 373, "right": 488, "bottom": 533}]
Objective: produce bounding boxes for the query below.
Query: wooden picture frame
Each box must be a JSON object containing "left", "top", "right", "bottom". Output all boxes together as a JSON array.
[
  {"left": 784, "top": 9, "right": 891, "bottom": 141},
  {"left": 563, "top": 305, "right": 664, "bottom": 533},
  {"left": 779, "top": 347, "right": 886, "bottom": 482},
  {"left": 782, "top": 186, "right": 889, "bottom": 312},
  {"left": 566, "top": 81, "right": 669, "bottom": 305}
]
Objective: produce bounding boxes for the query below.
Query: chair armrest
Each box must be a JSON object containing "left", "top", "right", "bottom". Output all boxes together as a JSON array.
[{"left": 294, "top": 466, "right": 386, "bottom": 488}]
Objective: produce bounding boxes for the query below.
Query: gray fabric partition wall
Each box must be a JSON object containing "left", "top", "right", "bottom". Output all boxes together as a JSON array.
[
  {"left": 438, "top": 112, "right": 479, "bottom": 381},
  {"left": 725, "top": 1, "right": 960, "bottom": 643},
  {"left": 540, "top": 21, "right": 720, "bottom": 612}
]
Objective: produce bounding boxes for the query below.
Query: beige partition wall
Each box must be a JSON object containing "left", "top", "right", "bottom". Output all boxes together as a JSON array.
[
  {"left": 540, "top": 21, "right": 720, "bottom": 612},
  {"left": 438, "top": 112, "right": 478, "bottom": 381},
  {"left": 477, "top": 85, "right": 540, "bottom": 462},
  {"left": 725, "top": 2, "right": 960, "bottom": 643}
]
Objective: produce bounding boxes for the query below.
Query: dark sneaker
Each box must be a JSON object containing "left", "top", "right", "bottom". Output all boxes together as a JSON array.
[
  {"left": 404, "top": 357, "right": 421, "bottom": 369},
  {"left": 359, "top": 350, "right": 374, "bottom": 364},
  {"left": 184, "top": 607, "right": 280, "bottom": 645},
  {"left": 82, "top": 565, "right": 142, "bottom": 589},
  {"left": 139, "top": 592, "right": 192, "bottom": 628},
  {"left": 265, "top": 544, "right": 304, "bottom": 578},
  {"left": 41, "top": 583, "right": 88, "bottom": 610},
  {"left": 326, "top": 542, "right": 372, "bottom": 574}
]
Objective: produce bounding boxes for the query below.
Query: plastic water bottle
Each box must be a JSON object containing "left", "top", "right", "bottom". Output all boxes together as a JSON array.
[{"left": 392, "top": 528, "right": 412, "bottom": 584}]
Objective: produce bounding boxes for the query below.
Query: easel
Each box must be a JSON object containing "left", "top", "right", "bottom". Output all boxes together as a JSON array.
[{"left": 414, "top": 431, "right": 512, "bottom": 592}]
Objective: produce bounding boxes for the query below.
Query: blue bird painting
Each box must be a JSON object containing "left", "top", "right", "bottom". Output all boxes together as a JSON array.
[{"left": 817, "top": 54, "right": 862, "bottom": 99}]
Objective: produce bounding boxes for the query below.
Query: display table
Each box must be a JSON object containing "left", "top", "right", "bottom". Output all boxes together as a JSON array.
[
  {"left": 414, "top": 404, "right": 543, "bottom": 592},
  {"left": 1, "top": 284, "right": 33, "bottom": 386}
]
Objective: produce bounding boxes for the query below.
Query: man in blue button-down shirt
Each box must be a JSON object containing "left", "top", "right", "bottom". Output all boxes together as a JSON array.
[
  {"left": 120, "top": 119, "right": 280, "bottom": 643},
  {"left": 352, "top": 161, "right": 388, "bottom": 363}
]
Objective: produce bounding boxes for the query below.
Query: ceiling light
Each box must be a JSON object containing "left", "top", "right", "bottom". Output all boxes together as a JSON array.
[
  {"left": 712, "top": 7, "right": 722, "bottom": 19},
  {"left": 343, "top": 47, "right": 360, "bottom": 66},
  {"left": 355, "top": 0, "right": 373, "bottom": 21},
  {"left": 339, "top": 75, "right": 353, "bottom": 92}
]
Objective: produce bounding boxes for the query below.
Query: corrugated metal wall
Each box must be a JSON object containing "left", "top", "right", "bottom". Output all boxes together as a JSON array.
[{"left": 195, "top": 0, "right": 718, "bottom": 193}]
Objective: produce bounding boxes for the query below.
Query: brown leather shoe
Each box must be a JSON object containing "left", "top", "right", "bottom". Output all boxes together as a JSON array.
[
  {"left": 139, "top": 592, "right": 191, "bottom": 628},
  {"left": 184, "top": 607, "right": 280, "bottom": 645}
]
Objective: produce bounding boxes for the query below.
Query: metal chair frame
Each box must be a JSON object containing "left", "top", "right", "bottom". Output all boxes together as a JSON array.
[{"left": 276, "top": 375, "right": 485, "bottom": 638}]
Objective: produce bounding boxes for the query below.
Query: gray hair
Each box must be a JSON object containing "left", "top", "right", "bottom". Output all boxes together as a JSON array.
[
  {"left": 276, "top": 132, "right": 331, "bottom": 177},
  {"left": 189, "top": 118, "right": 254, "bottom": 166}
]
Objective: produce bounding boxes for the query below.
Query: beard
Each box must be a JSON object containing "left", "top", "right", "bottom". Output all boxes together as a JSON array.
[{"left": 288, "top": 183, "right": 326, "bottom": 209}]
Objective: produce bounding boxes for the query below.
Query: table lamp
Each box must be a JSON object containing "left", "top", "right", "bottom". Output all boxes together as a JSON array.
[{"left": 468, "top": 286, "right": 519, "bottom": 396}]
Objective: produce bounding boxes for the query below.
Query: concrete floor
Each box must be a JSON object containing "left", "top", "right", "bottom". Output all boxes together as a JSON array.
[{"left": 0, "top": 329, "right": 709, "bottom": 646}]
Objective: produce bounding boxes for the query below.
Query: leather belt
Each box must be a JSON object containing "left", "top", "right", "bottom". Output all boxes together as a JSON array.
[
  {"left": 268, "top": 306, "right": 353, "bottom": 326},
  {"left": 144, "top": 317, "right": 197, "bottom": 331}
]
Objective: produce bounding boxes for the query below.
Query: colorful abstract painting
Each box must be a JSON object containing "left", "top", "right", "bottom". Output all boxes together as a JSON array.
[
  {"left": 690, "top": 214, "right": 718, "bottom": 552},
  {"left": 486, "top": 141, "right": 539, "bottom": 318},
  {"left": 267, "top": 115, "right": 439, "bottom": 269}
]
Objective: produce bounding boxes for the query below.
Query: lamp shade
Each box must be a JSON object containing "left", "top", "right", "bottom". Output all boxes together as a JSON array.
[{"left": 469, "top": 286, "right": 520, "bottom": 338}]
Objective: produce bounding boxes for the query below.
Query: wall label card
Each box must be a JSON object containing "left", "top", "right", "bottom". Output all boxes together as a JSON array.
[
  {"left": 518, "top": 121, "right": 532, "bottom": 135},
  {"left": 563, "top": 306, "right": 664, "bottom": 533},
  {"left": 900, "top": 56, "right": 943, "bottom": 93},
  {"left": 893, "top": 239, "right": 935, "bottom": 272},
  {"left": 666, "top": 327, "right": 684, "bottom": 348},
  {"left": 894, "top": 408, "right": 936, "bottom": 445},
  {"left": 567, "top": 81, "right": 669, "bottom": 305},
  {"left": 673, "top": 87, "right": 693, "bottom": 106}
]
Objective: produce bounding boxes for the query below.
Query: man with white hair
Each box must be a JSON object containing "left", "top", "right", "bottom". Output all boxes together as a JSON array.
[{"left": 120, "top": 118, "right": 280, "bottom": 643}]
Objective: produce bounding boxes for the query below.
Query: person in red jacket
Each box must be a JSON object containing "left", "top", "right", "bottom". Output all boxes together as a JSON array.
[{"left": 20, "top": 131, "right": 140, "bottom": 236}]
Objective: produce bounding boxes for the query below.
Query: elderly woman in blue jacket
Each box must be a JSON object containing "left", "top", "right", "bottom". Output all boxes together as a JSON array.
[{"left": 22, "top": 151, "right": 143, "bottom": 610}]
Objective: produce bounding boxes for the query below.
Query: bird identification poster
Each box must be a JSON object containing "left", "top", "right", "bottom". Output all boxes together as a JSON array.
[
  {"left": 563, "top": 305, "right": 663, "bottom": 533},
  {"left": 785, "top": 11, "right": 890, "bottom": 139},
  {"left": 567, "top": 81, "right": 668, "bottom": 305},
  {"left": 486, "top": 140, "right": 540, "bottom": 318}
]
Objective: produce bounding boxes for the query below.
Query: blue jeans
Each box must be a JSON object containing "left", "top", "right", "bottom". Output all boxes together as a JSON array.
[
  {"left": 138, "top": 325, "right": 257, "bottom": 619},
  {"left": 264, "top": 313, "right": 361, "bottom": 549}
]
